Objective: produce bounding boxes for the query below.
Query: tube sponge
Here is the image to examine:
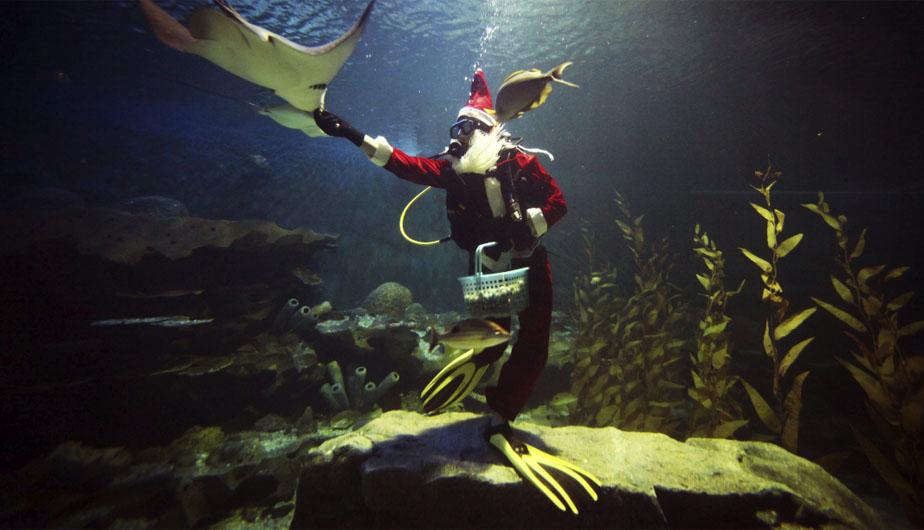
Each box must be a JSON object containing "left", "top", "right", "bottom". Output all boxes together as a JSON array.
[
  {"left": 272, "top": 298, "right": 300, "bottom": 331},
  {"left": 371, "top": 371, "right": 400, "bottom": 403},
  {"left": 309, "top": 301, "right": 333, "bottom": 319},
  {"left": 327, "top": 361, "right": 345, "bottom": 389},
  {"left": 320, "top": 383, "right": 341, "bottom": 411},
  {"left": 330, "top": 383, "right": 350, "bottom": 410},
  {"left": 347, "top": 366, "right": 367, "bottom": 408},
  {"left": 288, "top": 305, "right": 314, "bottom": 331},
  {"left": 362, "top": 381, "right": 377, "bottom": 405}
]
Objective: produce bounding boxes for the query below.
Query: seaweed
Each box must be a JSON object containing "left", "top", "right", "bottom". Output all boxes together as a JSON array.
[
  {"left": 570, "top": 193, "right": 688, "bottom": 435},
  {"left": 738, "top": 165, "right": 816, "bottom": 453},
  {"left": 687, "top": 225, "right": 748, "bottom": 438},
  {"left": 803, "top": 192, "right": 924, "bottom": 527}
]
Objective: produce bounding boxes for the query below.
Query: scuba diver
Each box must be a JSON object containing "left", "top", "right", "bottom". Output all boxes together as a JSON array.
[{"left": 314, "top": 70, "right": 600, "bottom": 514}]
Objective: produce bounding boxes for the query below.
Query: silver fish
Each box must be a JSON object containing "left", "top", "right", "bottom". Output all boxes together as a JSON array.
[
  {"left": 91, "top": 316, "right": 213, "bottom": 327},
  {"left": 494, "top": 62, "right": 579, "bottom": 122},
  {"left": 427, "top": 319, "right": 511, "bottom": 352}
]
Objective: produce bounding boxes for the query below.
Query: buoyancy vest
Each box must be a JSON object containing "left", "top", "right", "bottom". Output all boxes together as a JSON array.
[{"left": 445, "top": 149, "right": 533, "bottom": 254}]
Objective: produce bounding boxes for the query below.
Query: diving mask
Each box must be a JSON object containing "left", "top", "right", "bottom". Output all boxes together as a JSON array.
[{"left": 450, "top": 118, "right": 491, "bottom": 140}]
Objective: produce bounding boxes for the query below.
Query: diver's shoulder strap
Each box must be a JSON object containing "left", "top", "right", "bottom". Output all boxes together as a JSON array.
[{"left": 515, "top": 144, "right": 555, "bottom": 161}]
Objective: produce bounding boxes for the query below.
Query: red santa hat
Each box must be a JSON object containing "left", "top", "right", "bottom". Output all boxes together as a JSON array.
[{"left": 456, "top": 69, "right": 497, "bottom": 128}]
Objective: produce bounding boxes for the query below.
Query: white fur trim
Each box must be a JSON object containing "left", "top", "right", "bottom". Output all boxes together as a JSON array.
[
  {"left": 526, "top": 207, "right": 548, "bottom": 237},
  {"left": 484, "top": 177, "right": 505, "bottom": 218},
  {"left": 457, "top": 107, "right": 496, "bottom": 127},
  {"left": 451, "top": 125, "right": 512, "bottom": 175},
  {"left": 363, "top": 135, "right": 394, "bottom": 167}
]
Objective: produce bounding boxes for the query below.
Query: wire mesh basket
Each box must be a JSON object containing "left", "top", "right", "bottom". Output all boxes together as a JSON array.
[{"left": 458, "top": 242, "right": 530, "bottom": 318}]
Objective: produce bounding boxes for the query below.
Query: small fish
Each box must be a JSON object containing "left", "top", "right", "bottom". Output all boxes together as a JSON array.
[
  {"left": 494, "top": 61, "right": 580, "bottom": 122},
  {"left": 91, "top": 315, "right": 213, "bottom": 327},
  {"left": 53, "top": 71, "right": 71, "bottom": 84},
  {"left": 427, "top": 319, "right": 511, "bottom": 352}
]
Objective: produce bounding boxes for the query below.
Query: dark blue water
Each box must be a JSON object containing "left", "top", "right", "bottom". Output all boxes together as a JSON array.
[
  {"left": 1, "top": 1, "right": 923, "bottom": 526},
  {"left": 3, "top": 0, "right": 921, "bottom": 309}
]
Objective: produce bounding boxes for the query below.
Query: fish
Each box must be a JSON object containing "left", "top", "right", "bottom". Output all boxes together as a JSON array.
[
  {"left": 493, "top": 62, "right": 580, "bottom": 122},
  {"left": 257, "top": 103, "right": 326, "bottom": 138},
  {"left": 91, "top": 316, "right": 213, "bottom": 327},
  {"left": 427, "top": 319, "right": 512, "bottom": 352},
  {"left": 116, "top": 289, "right": 204, "bottom": 299},
  {"left": 138, "top": 0, "right": 375, "bottom": 136}
]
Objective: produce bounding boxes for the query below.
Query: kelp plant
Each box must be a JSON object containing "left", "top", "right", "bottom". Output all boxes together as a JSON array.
[
  {"left": 803, "top": 192, "right": 924, "bottom": 527},
  {"left": 570, "top": 193, "right": 688, "bottom": 435},
  {"left": 688, "top": 225, "right": 748, "bottom": 438},
  {"left": 738, "top": 165, "right": 816, "bottom": 453}
]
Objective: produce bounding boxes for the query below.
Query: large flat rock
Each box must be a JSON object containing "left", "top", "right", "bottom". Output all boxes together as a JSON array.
[{"left": 295, "top": 410, "right": 882, "bottom": 529}]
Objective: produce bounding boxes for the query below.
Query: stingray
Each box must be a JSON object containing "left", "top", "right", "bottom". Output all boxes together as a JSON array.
[{"left": 139, "top": 0, "right": 375, "bottom": 137}]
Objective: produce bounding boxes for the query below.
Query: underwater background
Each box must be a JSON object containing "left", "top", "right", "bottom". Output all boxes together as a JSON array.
[{"left": 1, "top": 0, "right": 923, "bottom": 528}]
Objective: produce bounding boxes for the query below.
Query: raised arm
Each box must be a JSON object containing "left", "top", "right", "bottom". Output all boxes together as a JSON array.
[{"left": 314, "top": 109, "right": 453, "bottom": 188}]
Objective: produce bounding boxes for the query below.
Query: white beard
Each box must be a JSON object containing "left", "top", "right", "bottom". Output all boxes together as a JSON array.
[{"left": 451, "top": 125, "right": 514, "bottom": 175}]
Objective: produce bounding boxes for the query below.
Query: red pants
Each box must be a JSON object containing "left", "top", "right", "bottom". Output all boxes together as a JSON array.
[{"left": 478, "top": 246, "right": 553, "bottom": 421}]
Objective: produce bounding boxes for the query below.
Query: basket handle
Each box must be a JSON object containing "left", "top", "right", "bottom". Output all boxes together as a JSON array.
[{"left": 474, "top": 242, "right": 497, "bottom": 276}]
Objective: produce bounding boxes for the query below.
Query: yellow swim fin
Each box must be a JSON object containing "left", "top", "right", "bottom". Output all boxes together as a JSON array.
[
  {"left": 487, "top": 424, "right": 601, "bottom": 515},
  {"left": 420, "top": 349, "right": 493, "bottom": 414}
]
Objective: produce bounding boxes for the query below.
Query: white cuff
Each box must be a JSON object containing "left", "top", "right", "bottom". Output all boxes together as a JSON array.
[
  {"left": 363, "top": 135, "right": 394, "bottom": 167},
  {"left": 526, "top": 207, "right": 548, "bottom": 237}
]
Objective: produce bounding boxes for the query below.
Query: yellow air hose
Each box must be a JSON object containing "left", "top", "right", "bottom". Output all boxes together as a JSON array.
[{"left": 399, "top": 186, "right": 443, "bottom": 246}]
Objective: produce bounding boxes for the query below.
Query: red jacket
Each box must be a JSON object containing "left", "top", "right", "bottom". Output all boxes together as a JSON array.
[{"left": 384, "top": 147, "right": 567, "bottom": 252}]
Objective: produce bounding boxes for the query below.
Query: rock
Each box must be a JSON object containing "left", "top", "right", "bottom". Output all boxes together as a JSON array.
[
  {"left": 178, "top": 476, "right": 232, "bottom": 528},
  {"left": 3, "top": 426, "right": 316, "bottom": 529},
  {"left": 296, "top": 407, "right": 316, "bottom": 432},
  {"left": 0, "top": 208, "right": 336, "bottom": 469},
  {"left": 403, "top": 302, "right": 427, "bottom": 322},
  {"left": 117, "top": 195, "right": 189, "bottom": 218},
  {"left": 254, "top": 414, "right": 289, "bottom": 433},
  {"left": 312, "top": 314, "right": 423, "bottom": 390},
  {"left": 0, "top": 207, "right": 334, "bottom": 265},
  {"left": 293, "top": 410, "right": 882, "bottom": 529},
  {"left": 362, "top": 282, "right": 413, "bottom": 320}
]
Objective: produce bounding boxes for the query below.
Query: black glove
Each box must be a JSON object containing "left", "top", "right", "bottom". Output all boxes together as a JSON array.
[
  {"left": 313, "top": 109, "right": 365, "bottom": 147},
  {"left": 491, "top": 219, "right": 533, "bottom": 251},
  {"left": 508, "top": 221, "right": 534, "bottom": 241}
]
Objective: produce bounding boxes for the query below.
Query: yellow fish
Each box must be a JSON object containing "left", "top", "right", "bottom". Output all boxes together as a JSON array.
[{"left": 494, "top": 62, "right": 579, "bottom": 122}]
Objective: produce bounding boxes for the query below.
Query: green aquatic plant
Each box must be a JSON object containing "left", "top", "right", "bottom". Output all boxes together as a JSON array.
[
  {"left": 570, "top": 193, "right": 688, "bottom": 435},
  {"left": 687, "top": 225, "right": 748, "bottom": 438},
  {"left": 738, "top": 165, "right": 816, "bottom": 453},
  {"left": 803, "top": 192, "right": 924, "bottom": 527}
]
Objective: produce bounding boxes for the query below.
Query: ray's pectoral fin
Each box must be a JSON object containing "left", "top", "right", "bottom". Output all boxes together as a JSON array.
[
  {"left": 139, "top": 0, "right": 375, "bottom": 116},
  {"left": 258, "top": 104, "right": 326, "bottom": 138},
  {"left": 139, "top": 0, "right": 199, "bottom": 52}
]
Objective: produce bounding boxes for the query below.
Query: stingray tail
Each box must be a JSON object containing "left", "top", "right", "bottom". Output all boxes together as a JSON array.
[
  {"left": 138, "top": 0, "right": 198, "bottom": 52},
  {"left": 548, "top": 61, "right": 580, "bottom": 88}
]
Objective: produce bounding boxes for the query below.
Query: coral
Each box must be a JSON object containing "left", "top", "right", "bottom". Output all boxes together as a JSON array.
[
  {"left": 318, "top": 360, "right": 400, "bottom": 413},
  {"left": 403, "top": 302, "right": 428, "bottom": 322},
  {"left": 687, "top": 225, "right": 748, "bottom": 438},
  {"left": 803, "top": 192, "right": 924, "bottom": 527},
  {"left": 271, "top": 298, "right": 333, "bottom": 334},
  {"left": 570, "top": 194, "right": 688, "bottom": 435},
  {"left": 362, "top": 282, "right": 414, "bottom": 320},
  {"left": 738, "top": 165, "right": 816, "bottom": 453}
]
